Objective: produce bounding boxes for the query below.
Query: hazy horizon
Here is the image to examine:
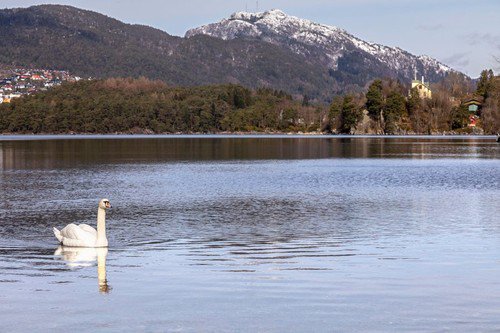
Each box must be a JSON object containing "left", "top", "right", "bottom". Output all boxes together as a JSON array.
[{"left": 2, "top": 0, "right": 499, "bottom": 76}]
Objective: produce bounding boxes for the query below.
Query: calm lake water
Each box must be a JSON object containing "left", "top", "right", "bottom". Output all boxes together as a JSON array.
[{"left": 0, "top": 135, "right": 499, "bottom": 332}]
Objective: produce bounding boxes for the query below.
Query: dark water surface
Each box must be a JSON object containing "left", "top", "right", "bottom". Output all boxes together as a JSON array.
[{"left": 0, "top": 136, "right": 499, "bottom": 332}]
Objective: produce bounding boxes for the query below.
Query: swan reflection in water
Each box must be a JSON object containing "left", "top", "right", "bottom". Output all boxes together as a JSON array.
[{"left": 54, "top": 246, "right": 111, "bottom": 294}]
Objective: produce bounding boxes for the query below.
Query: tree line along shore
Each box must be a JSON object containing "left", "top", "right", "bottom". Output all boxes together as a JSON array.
[{"left": 0, "top": 72, "right": 498, "bottom": 135}]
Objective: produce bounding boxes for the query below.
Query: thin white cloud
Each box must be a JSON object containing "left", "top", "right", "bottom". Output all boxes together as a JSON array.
[
  {"left": 464, "top": 32, "right": 500, "bottom": 48},
  {"left": 442, "top": 52, "right": 470, "bottom": 68}
]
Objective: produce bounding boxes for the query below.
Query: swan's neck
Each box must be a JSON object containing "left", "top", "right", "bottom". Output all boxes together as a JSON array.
[{"left": 96, "top": 207, "right": 107, "bottom": 246}]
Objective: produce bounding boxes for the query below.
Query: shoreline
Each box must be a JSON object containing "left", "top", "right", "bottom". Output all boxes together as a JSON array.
[{"left": 0, "top": 132, "right": 497, "bottom": 140}]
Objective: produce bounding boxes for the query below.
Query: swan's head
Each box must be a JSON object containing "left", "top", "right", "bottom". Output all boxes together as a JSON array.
[{"left": 99, "top": 199, "right": 111, "bottom": 210}]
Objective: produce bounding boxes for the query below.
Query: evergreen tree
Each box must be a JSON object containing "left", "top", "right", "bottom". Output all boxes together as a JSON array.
[
  {"left": 339, "top": 95, "right": 361, "bottom": 134},
  {"left": 366, "top": 79, "right": 384, "bottom": 121},
  {"left": 480, "top": 74, "right": 500, "bottom": 134},
  {"left": 383, "top": 91, "right": 406, "bottom": 134},
  {"left": 451, "top": 105, "right": 470, "bottom": 130},
  {"left": 325, "top": 96, "right": 343, "bottom": 133},
  {"left": 476, "top": 69, "right": 494, "bottom": 99}
]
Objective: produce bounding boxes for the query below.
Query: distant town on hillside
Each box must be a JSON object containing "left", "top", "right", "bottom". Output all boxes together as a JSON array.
[{"left": 0, "top": 67, "right": 83, "bottom": 104}]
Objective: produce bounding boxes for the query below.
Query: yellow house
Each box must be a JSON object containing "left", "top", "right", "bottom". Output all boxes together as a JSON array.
[
  {"left": 411, "top": 76, "right": 432, "bottom": 99},
  {"left": 0, "top": 94, "right": 21, "bottom": 103}
]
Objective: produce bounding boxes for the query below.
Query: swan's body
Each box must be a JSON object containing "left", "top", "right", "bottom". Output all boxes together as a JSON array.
[
  {"left": 53, "top": 223, "right": 103, "bottom": 247},
  {"left": 53, "top": 199, "right": 111, "bottom": 248}
]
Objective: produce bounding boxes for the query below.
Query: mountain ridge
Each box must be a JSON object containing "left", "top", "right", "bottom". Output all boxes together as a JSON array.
[
  {"left": 0, "top": 5, "right": 465, "bottom": 101},
  {"left": 0, "top": 5, "right": 336, "bottom": 99},
  {"left": 186, "top": 9, "right": 454, "bottom": 83}
]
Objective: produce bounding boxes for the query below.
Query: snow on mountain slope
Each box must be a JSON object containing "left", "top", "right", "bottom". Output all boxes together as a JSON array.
[{"left": 186, "top": 9, "right": 455, "bottom": 82}]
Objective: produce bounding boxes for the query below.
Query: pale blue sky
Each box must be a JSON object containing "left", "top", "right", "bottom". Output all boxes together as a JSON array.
[{"left": 2, "top": 0, "right": 499, "bottom": 77}]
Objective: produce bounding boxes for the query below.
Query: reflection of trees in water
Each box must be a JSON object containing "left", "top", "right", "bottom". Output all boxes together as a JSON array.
[
  {"left": 0, "top": 137, "right": 492, "bottom": 170},
  {"left": 54, "top": 246, "right": 111, "bottom": 294}
]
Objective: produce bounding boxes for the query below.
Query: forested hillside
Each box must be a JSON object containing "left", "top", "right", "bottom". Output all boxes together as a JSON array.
[
  {"left": 1, "top": 73, "right": 498, "bottom": 135},
  {"left": 0, "top": 78, "right": 324, "bottom": 134}
]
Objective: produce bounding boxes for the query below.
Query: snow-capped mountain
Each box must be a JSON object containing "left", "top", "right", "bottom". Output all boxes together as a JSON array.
[
  {"left": 3, "top": 5, "right": 465, "bottom": 101},
  {"left": 187, "top": 9, "right": 455, "bottom": 84}
]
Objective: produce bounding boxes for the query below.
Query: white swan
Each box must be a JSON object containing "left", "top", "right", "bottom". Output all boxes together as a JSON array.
[{"left": 53, "top": 199, "right": 111, "bottom": 247}]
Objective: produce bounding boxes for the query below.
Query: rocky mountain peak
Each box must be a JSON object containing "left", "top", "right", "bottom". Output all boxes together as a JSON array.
[
  {"left": 186, "top": 9, "right": 455, "bottom": 82},
  {"left": 230, "top": 9, "right": 286, "bottom": 21}
]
